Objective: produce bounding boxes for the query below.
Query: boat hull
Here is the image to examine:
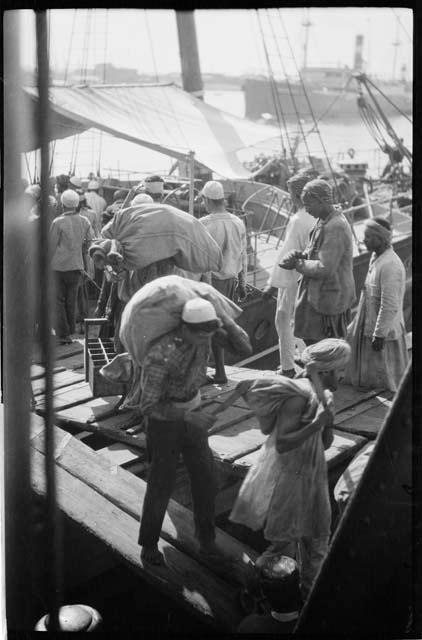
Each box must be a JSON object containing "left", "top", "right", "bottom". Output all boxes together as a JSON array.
[{"left": 242, "top": 78, "right": 413, "bottom": 121}]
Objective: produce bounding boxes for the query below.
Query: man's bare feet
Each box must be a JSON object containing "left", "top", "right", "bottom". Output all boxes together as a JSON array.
[{"left": 140, "top": 545, "right": 165, "bottom": 566}]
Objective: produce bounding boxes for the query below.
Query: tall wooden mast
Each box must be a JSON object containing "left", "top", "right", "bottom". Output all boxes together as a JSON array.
[{"left": 176, "top": 11, "right": 204, "bottom": 100}]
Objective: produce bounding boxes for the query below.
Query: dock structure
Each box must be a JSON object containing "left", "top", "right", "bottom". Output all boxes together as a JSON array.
[{"left": 30, "top": 335, "right": 411, "bottom": 631}]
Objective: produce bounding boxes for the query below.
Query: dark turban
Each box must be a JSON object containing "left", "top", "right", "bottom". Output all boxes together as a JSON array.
[{"left": 302, "top": 178, "right": 333, "bottom": 204}]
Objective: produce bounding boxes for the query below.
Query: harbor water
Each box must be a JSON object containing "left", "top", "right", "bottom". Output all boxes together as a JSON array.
[{"left": 26, "top": 89, "right": 412, "bottom": 182}]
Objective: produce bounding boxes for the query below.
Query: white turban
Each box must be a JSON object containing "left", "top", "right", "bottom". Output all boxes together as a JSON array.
[
  {"left": 302, "top": 338, "right": 351, "bottom": 372},
  {"left": 131, "top": 193, "right": 153, "bottom": 206},
  {"left": 61, "top": 189, "right": 80, "bottom": 209}
]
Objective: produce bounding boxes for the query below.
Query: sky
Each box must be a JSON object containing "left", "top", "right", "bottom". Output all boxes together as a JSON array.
[{"left": 18, "top": 7, "right": 413, "bottom": 82}]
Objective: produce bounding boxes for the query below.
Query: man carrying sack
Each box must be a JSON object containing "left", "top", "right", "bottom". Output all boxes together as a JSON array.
[{"left": 138, "top": 297, "right": 248, "bottom": 566}]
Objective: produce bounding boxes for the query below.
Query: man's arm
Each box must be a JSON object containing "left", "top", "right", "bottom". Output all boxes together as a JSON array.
[
  {"left": 275, "top": 395, "right": 330, "bottom": 453},
  {"left": 295, "top": 222, "right": 346, "bottom": 279}
]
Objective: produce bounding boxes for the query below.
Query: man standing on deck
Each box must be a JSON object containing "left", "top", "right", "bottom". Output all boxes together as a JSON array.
[
  {"left": 138, "top": 298, "right": 223, "bottom": 566},
  {"left": 199, "top": 180, "right": 248, "bottom": 383},
  {"left": 263, "top": 173, "right": 315, "bottom": 378},
  {"left": 280, "top": 179, "right": 355, "bottom": 346},
  {"left": 85, "top": 179, "right": 107, "bottom": 227},
  {"left": 50, "top": 189, "right": 95, "bottom": 344}
]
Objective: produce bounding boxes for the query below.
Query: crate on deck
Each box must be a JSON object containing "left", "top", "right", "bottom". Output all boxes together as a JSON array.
[{"left": 84, "top": 319, "right": 127, "bottom": 398}]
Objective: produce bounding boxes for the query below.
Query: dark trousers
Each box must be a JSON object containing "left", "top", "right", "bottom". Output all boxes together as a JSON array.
[
  {"left": 138, "top": 416, "right": 216, "bottom": 548},
  {"left": 54, "top": 270, "right": 82, "bottom": 338}
]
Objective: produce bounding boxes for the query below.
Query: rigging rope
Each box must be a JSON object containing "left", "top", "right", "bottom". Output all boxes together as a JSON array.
[
  {"left": 304, "top": 76, "right": 353, "bottom": 137},
  {"left": 64, "top": 10, "right": 77, "bottom": 85},
  {"left": 256, "top": 11, "right": 288, "bottom": 161},
  {"left": 365, "top": 75, "right": 412, "bottom": 124},
  {"left": 265, "top": 9, "right": 313, "bottom": 169},
  {"left": 144, "top": 10, "right": 159, "bottom": 82},
  {"left": 277, "top": 10, "right": 339, "bottom": 192}
]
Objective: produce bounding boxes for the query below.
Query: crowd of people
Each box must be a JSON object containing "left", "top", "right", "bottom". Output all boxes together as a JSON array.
[{"left": 26, "top": 168, "right": 409, "bottom": 628}]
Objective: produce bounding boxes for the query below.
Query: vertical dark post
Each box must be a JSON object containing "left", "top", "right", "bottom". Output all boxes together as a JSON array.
[
  {"left": 4, "top": 9, "right": 36, "bottom": 631},
  {"left": 35, "top": 9, "right": 63, "bottom": 631},
  {"left": 176, "top": 11, "right": 204, "bottom": 99},
  {"left": 354, "top": 34, "right": 364, "bottom": 71}
]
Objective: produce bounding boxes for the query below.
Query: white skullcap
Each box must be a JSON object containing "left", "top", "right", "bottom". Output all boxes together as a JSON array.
[
  {"left": 201, "top": 180, "right": 224, "bottom": 200},
  {"left": 25, "top": 184, "right": 41, "bottom": 199},
  {"left": 88, "top": 180, "right": 100, "bottom": 190},
  {"left": 182, "top": 298, "right": 218, "bottom": 324},
  {"left": 61, "top": 189, "right": 80, "bottom": 209},
  {"left": 132, "top": 193, "right": 153, "bottom": 205},
  {"left": 302, "top": 338, "right": 351, "bottom": 372},
  {"left": 69, "top": 176, "right": 83, "bottom": 188}
]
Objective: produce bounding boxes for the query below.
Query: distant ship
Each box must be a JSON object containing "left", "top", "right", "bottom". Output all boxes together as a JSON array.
[{"left": 242, "top": 34, "right": 412, "bottom": 121}]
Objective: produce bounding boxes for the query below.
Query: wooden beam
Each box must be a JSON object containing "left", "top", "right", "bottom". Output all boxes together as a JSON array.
[
  {"left": 31, "top": 427, "right": 258, "bottom": 588},
  {"left": 31, "top": 448, "right": 242, "bottom": 631}
]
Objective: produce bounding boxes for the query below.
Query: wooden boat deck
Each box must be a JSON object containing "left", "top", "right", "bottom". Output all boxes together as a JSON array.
[{"left": 30, "top": 334, "right": 411, "bottom": 630}]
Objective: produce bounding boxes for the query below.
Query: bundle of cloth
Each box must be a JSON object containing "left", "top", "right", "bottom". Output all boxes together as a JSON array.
[
  {"left": 100, "top": 274, "right": 252, "bottom": 409},
  {"left": 93, "top": 202, "right": 223, "bottom": 274}
]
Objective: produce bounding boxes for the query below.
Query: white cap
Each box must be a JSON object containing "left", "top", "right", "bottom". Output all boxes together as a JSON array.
[
  {"left": 182, "top": 298, "right": 218, "bottom": 324},
  {"left": 61, "top": 189, "right": 80, "bottom": 208},
  {"left": 132, "top": 193, "right": 153, "bottom": 205},
  {"left": 201, "top": 180, "right": 224, "bottom": 200},
  {"left": 25, "top": 184, "right": 41, "bottom": 199},
  {"left": 69, "top": 176, "right": 83, "bottom": 188},
  {"left": 88, "top": 180, "right": 100, "bottom": 190}
]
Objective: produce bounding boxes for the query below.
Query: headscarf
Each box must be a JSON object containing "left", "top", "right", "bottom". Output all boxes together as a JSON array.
[
  {"left": 302, "top": 178, "right": 333, "bottom": 204},
  {"left": 286, "top": 173, "right": 311, "bottom": 198},
  {"left": 302, "top": 338, "right": 351, "bottom": 373},
  {"left": 132, "top": 193, "right": 153, "bottom": 206},
  {"left": 364, "top": 218, "right": 392, "bottom": 246}
]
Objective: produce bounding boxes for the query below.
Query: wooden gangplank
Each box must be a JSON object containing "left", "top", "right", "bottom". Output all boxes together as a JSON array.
[{"left": 30, "top": 421, "right": 255, "bottom": 631}]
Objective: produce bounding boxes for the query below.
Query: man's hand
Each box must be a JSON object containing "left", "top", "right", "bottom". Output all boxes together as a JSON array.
[
  {"left": 237, "top": 284, "right": 248, "bottom": 302},
  {"left": 279, "top": 250, "right": 305, "bottom": 270},
  {"left": 185, "top": 409, "right": 216, "bottom": 432},
  {"left": 262, "top": 286, "right": 277, "bottom": 300},
  {"left": 372, "top": 336, "right": 385, "bottom": 352}
]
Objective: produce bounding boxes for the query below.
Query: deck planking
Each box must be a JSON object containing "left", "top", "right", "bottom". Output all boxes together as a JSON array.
[
  {"left": 31, "top": 427, "right": 258, "bottom": 587},
  {"left": 31, "top": 446, "right": 243, "bottom": 632}
]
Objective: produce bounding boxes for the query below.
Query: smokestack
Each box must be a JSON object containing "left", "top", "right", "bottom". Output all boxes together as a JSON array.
[{"left": 354, "top": 34, "right": 364, "bottom": 71}]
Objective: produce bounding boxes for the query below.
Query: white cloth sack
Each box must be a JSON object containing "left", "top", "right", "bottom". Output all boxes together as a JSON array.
[
  {"left": 230, "top": 430, "right": 282, "bottom": 531},
  {"left": 120, "top": 274, "right": 243, "bottom": 366},
  {"left": 101, "top": 203, "right": 223, "bottom": 273}
]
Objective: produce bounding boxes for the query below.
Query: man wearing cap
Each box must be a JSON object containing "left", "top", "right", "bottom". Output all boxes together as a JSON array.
[
  {"left": 280, "top": 179, "right": 355, "bottom": 345},
  {"left": 199, "top": 180, "right": 248, "bottom": 383},
  {"left": 138, "top": 297, "right": 224, "bottom": 566},
  {"left": 237, "top": 555, "right": 302, "bottom": 633},
  {"left": 85, "top": 179, "right": 107, "bottom": 224},
  {"left": 263, "top": 173, "right": 315, "bottom": 378},
  {"left": 50, "top": 189, "right": 95, "bottom": 344},
  {"left": 230, "top": 338, "right": 351, "bottom": 599}
]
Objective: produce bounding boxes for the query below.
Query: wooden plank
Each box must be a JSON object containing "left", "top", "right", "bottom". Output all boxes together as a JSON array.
[
  {"left": 209, "top": 417, "right": 265, "bottom": 463},
  {"left": 96, "top": 443, "right": 143, "bottom": 466},
  {"left": 55, "top": 353, "right": 84, "bottom": 371},
  {"left": 333, "top": 384, "right": 385, "bottom": 413},
  {"left": 31, "top": 448, "right": 242, "bottom": 632},
  {"left": 35, "top": 381, "right": 94, "bottom": 411},
  {"left": 32, "top": 370, "right": 85, "bottom": 396},
  {"left": 31, "top": 428, "right": 258, "bottom": 587},
  {"left": 335, "top": 403, "right": 390, "bottom": 440},
  {"left": 232, "top": 429, "right": 367, "bottom": 477},
  {"left": 335, "top": 391, "right": 393, "bottom": 426},
  {"left": 30, "top": 364, "right": 66, "bottom": 380},
  {"left": 33, "top": 342, "right": 83, "bottom": 364}
]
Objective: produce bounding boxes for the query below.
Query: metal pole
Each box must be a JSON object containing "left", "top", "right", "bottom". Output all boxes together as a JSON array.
[
  {"left": 36, "top": 10, "right": 63, "bottom": 631},
  {"left": 4, "top": 9, "right": 36, "bottom": 630},
  {"left": 188, "top": 150, "right": 195, "bottom": 216}
]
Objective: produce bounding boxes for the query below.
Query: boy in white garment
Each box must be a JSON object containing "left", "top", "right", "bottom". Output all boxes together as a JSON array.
[{"left": 263, "top": 174, "right": 315, "bottom": 377}]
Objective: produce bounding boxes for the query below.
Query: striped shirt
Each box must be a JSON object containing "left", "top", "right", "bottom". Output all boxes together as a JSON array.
[{"left": 140, "top": 329, "right": 209, "bottom": 416}]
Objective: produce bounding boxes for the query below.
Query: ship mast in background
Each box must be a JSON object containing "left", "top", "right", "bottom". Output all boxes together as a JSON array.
[
  {"left": 301, "top": 8, "right": 312, "bottom": 71},
  {"left": 175, "top": 11, "right": 204, "bottom": 100}
]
